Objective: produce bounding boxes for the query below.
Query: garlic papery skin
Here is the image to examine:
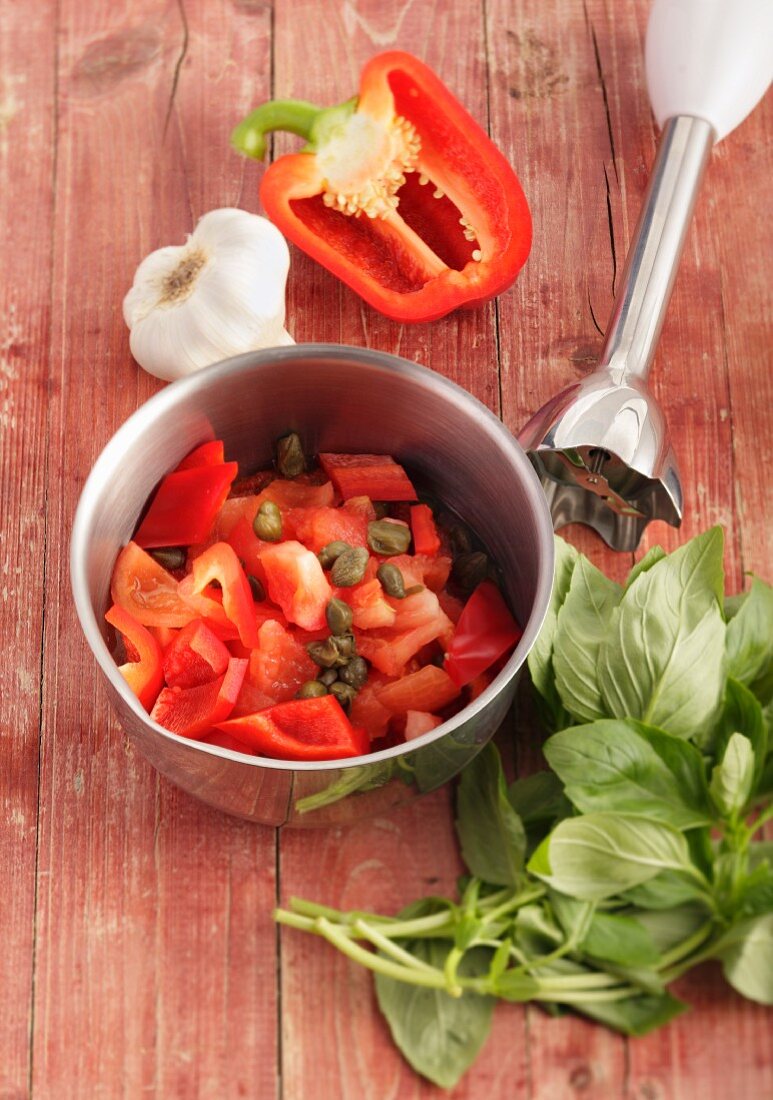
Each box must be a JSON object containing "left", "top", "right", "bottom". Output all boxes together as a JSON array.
[{"left": 123, "top": 207, "right": 294, "bottom": 382}]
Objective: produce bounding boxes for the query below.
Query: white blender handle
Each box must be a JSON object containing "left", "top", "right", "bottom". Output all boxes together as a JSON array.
[{"left": 646, "top": 0, "right": 773, "bottom": 141}]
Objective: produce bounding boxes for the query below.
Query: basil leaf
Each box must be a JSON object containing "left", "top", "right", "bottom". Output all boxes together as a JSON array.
[
  {"left": 528, "top": 536, "right": 578, "bottom": 729},
  {"left": 529, "top": 813, "right": 697, "bottom": 901},
  {"left": 709, "top": 732, "right": 755, "bottom": 818},
  {"left": 621, "top": 871, "right": 705, "bottom": 910},
  {"left": 456, "top": 745, "right": 526, "bottom": 886},
  {"left": 582, "top": 912, "right": 661, "bottom": 968},
  {"left": 738, "top": 868, "right": 773, "bottom": 917},
  {"left": 629, "top": 903, "right": 709, "bottom": 953},
  {"left": 573, "top": 991, "right": 688, "bottom": 1036},
  {"left": 544, "top": 719, "right": 712, "bottom": 829},
  {"left": 507, "top": 771, "right": 569, "bottom": 825},
  {"left": 726, "top": 576, "right": 773, "bottom": 704},
  {"left": 374, "top": 942, "right": 495, "bottom": 1089},
  {"left": 718, "top": 913, "right": 773, "bottom": 1005},
  {"left": 549, "top": 891, "right": 660, "bottom": 969},
  {"left": 713, "top": 678, "right": 768, "bottom": 790},
  {"left": 598, "top": 528, "right": 726, "bottom": 739},
  {"left": 553, "top": 556, "right": 622, "bottom": 722},
  {"left": 625, "top": 545, "right": 666, "bottom": 590}
]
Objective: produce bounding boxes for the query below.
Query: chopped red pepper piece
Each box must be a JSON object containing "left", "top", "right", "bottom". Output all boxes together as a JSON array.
[
  {"left": 444, "top": 580, "right": 522, "bottom": 687},
  {"left": 150, "top": 657, "right": 247, "bottom": 738},
  {"left": 319, "top": 453, "right": 417, "bottom": 502},
  {"left": 111, "top": 541, "right": 197, "bottom": 628},
  {"left": 174, "top": 439, "right": 226, "bottom": 471},
  {"left": 163, "top": 618, "right": 231, "bottom": 688},
  {"left": 232, "top": 51, "right": 531, "bottom": 322},
  {"left": 216, "top": 695, "right": 369, "bottom": 760},
  {"left": 410, "top": 504, "right": 441, "bottom": 556},
  {"left": 134, "top": 462, "right": 238, "bottom": 549},
  {"left": 105, "top": 603, "right": 164, "bottom": 711},
  {"left": 179, "top": 542, "right": 260, "bottom": 649}
]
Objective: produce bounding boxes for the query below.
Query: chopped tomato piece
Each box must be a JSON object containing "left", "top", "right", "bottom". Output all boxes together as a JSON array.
[
  {"left": 200, "top": 728, "right": 254, "bottom": 752},
  {"left": 410, "top": 504, "right": 441, "bottom": 556},
  {"left": 105, "top": 603, "right": 164, "bottom": 711},
  {"left": 174, "top": 439, "right": 225, "bottom": 470},
  {"left": 288, "top": 506, "right": 369, "bottom": 553},
  {"left": 260, "top": 479, "right": 335, "bottom": 510},
  {"left": 179, "top": 542, "right": 259, "bottom": 648},
  {"left": 343, "top": 495, "right": 377, "bottom": 521},
  {"left": 417, "top": 554, "right": 452, "bottom": 592},
  {"left": 149, "top": 624, "right": 179, "bottom": 651},
  {"left": 217, "top": 695, "right": 368, "bottom": 760},
  {"left": 248, "top": 619, "right": 318, "bottom": 702},
  {"left": 230, "top": 679, "right": 277, "bottom": 718},
  {"left": 134, "top": 462, "right": 238, "bottom": 548},
  {"left": 260, "top": 540, "right": 332, "bottom": 630},
  {"left": 356, "top": 613, "right": 453, "bottom": 677},
  {"left": 163, "top": 618, "right": 230, "bottom": 688},
  {"left": 376, "top": 665, "right": 460, "bottom": 714},
  {"left": 111, "top": 541, "right": 198, "bottom": 628},
  {"left": 150, "top": 657, "right": 247, "bottom": 738},
  {"left": 319, "top": 453, "right": 417, "bottom": 502},
  {"left": 444, "top": 581, "right": 522, "bottom": 687},
  {"left": 345, "top": 577, "right": 396, "bottom": 630},
  {"left": 437, "top": 590, "right": 465, "bottom": 624},
  {"left": 349, "top": 681, "right": 393, "bottom": 740},
  {"left": 404, "top": 710, "right": 444, "bottom": 740}
]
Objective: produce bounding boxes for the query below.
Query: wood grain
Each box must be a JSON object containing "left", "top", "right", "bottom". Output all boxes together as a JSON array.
[
  {"left": 32, "top": 2, "right": 278, "bottom": 1096},
  {"left": 1, "top": 0, "right": 771, "bottom": 1096},
  {"left": 0, "top": 2, "right": 57, "bottom": 1095}
]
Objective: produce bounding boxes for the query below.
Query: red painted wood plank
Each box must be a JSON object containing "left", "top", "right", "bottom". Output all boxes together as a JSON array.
[
  {"left": 33, "top": 2, "right": 278, "bottom": 1096},
  {"left": 0, "top": 1, "right": 57, "bottom": 1092}
]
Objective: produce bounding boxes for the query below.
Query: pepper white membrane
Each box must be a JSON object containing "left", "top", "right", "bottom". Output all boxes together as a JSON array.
[{"left": 123, "top": 207, "right": 293, "bottom": 382}]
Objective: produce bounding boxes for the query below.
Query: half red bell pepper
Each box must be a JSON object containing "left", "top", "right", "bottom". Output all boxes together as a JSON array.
[
  {"left": 444, "top": 581, "right": 522, "bottom": 687},
  {"left": 105, "top": 603, "right": 164, "bottom": 711},
  {"left": 216, "top": 695, "right": 369, "bottom": 760},
  {"left": 134, "top": 462, "right": 237, "bottom": 549},
  {"left": 232, "top": 51, "right": 531, "bottom": 322}
]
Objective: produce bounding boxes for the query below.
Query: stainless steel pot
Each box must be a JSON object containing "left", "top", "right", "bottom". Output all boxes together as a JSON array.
[{"left": 71, "top": 345, "right": 554, "bottom": 826}]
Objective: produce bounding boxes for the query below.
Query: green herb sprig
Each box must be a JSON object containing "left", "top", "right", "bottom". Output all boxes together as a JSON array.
[{"left": 275, "top": 528, "right": 773, "bottom": 1089}]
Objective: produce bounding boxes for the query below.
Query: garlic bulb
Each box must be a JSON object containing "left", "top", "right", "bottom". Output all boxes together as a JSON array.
[{"left": 123, "top": 207, "right": 293, "bottom": 381}]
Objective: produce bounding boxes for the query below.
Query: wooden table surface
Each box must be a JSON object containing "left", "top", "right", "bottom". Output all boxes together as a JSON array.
[{"left": 2, "top": 1, "right": 771, "bottom": 1096}]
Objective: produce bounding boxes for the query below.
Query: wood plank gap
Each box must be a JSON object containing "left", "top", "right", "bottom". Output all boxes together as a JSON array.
[
  {"left": 28, "top": 2, "right": 62, "bottom": 1093},
  {"left": 163, "top": 0, "right": 190, "bottom": 138}
]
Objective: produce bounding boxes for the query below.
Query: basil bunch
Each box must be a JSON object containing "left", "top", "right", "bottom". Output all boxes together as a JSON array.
[{"left": 275, "top": 528, "right": 772, "bottom": 1089}]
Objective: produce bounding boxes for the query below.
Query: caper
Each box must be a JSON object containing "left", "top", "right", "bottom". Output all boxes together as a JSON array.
[
  {"left": 338, "top": 656, "right": 368, "bottom": 690},
  {"left": 331, "top": 546, "right": 369, "bottom": 587},
  {"left": 329, "top": 681, "right": 357, "bottom": 712},
  {"left": 318, "top": 668, "right": 339, "bottom": 687},
  {"left": 376, "top": 562, "right": 406, "bottom": 599},
  {"left": 326, "top": 597, "right": 353, "bottom": 636},
  {"left": 150, "top": 546, "right": 186, "bottom": 571},
  {"left": 449, "top": 523, "right": 473, "bottom": 555},
  {"left": 296, "top": 680, "right": 328, "bottom": 699},
  {"left": 275, "top": 431, "right": 305, "bottom": 478},
  {"left": 367, "top": 520, "right": 411, "bottom": 556},
  {"left": 452, "top": 550, "right": 489, "bottom": 593},
  {"left": 404, "top": 584, "right": 425, "bottom": 596},
  {"left": 306, "top": 633, "right": 356, "bottom": 669},
  {"left": 253, "top": 500, "right": 283, "bottom": 542},
  {"left": 317, "top": 540, "right": 351, "bottom": 569},
  {"left": 246, "top": 573, "right": 265, "bottom": 602}
]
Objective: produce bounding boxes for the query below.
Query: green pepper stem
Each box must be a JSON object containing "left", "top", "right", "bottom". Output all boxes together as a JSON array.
[{"left": 231, "top": 98, "right": 322, "bottom": 160}]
